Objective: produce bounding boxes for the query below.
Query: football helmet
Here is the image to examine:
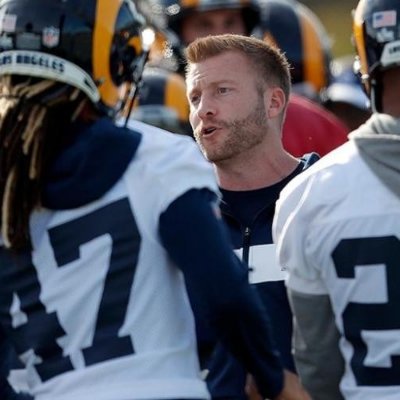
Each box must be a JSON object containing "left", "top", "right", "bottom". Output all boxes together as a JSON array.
[
  {"left": 322, "top": 55, "right": 371, "bottom": 130},
  {"left": 254, "top": 0, "right": 332, "bottom": 97},
  {"left": 323, "top": 55, "right": 369, "bottom": 111},
  {"left": 353, "top": 0, "right": 400, "bottom": 112},
  {"left": 0, "top": 0, "right": 148, "bottom": 117},
  {"left": 153, "top": 0, "right": 260, "bottom": 37},
  {"left": 131, "top": 67, "right": 191, "bottom": 135}
]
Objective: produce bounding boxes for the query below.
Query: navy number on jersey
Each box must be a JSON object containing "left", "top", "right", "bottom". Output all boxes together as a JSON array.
[
  {"left": 333, "top": 236, "right": 400, "bottom": 386},
  {"left": 0, "top": 198, "right": 141, "bottom": 381}
]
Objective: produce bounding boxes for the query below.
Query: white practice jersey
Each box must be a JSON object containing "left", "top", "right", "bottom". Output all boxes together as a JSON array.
[
  {"left": 0, "top": 120, "right": 217, "bottom": 400},
  {"left": 273, "top": 140, "right": 400, "bottom": 400}
]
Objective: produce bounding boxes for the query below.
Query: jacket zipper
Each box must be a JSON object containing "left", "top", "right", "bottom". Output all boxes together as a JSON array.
[{"left": 242, "top": 226, "right": 251, "bottom": 270}]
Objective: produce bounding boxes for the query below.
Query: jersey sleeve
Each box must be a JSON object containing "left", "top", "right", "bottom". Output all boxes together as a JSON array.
[
  {"left": 159, "top": 189, "right": 285, "bottom": 400},
  {"left": 288, "top": 289, "right": 345, "bottom": 400},
  {"left": 274, "top": 172, "right": 346, "bottom": 399},
  {"left": 273, "top": 172, "right": 328, "bottom": 295}
]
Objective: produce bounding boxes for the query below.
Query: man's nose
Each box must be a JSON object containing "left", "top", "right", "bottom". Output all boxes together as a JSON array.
[{"left": 197, "top": 96, "right": 216, "bottom": 120}]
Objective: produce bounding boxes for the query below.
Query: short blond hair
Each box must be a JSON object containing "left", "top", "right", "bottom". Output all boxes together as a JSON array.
[{"left": 185, "top": 34, "right": 291, "bottom": 101}]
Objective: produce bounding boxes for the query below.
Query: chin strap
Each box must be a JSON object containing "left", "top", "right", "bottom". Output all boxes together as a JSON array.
[{"left": 370, "top": 76, "right": 383, "bottom": 114}]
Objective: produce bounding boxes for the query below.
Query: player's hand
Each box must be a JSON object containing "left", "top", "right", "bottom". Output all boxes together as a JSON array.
[
  {"left": 274, "top": 370, "right": 311, "bottom": 400},
  {"left": 245, "top": 373, "right": 263, "bottom": 400},
  {"left": 245, "top": 370, "right": 311, "bottom": 400}
]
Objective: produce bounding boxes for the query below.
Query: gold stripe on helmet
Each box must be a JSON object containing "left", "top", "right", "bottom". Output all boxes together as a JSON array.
[
  {"left": 93, "top": 0, "right": 123, "bottom": 109},
  {"left": 181, "top": 0, "right": 200, "bottom": 8},
  {"left": 301, "top": 10, "right": 326, "bottom": 92},
  {"left": 353, "top": 0, "right": 368, "bottom": 82}
]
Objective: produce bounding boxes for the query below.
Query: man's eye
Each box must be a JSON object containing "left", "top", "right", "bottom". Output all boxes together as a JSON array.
[
  {"left": 190, "top": 95, "right": 200, "bottom": 104},
  {"left": 218, "top": 87, "right": 230, "bottom": 94}
]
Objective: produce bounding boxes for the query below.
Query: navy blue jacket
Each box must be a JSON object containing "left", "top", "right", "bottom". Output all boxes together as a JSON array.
[{"left": 206, "top": 153, "right": 320, "bottom": 399}]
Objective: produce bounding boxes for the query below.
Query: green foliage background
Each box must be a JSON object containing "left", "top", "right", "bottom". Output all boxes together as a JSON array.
[{"left": 302, "top": 0, "right": 359, "bottom": 59}]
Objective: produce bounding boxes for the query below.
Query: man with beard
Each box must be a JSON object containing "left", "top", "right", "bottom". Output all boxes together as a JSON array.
[
  {"left": 149, "top": 0, "right": 349, "bottom": 156},
  {"left": 185, "top": 34, "right": 318, "bottom": 400}
]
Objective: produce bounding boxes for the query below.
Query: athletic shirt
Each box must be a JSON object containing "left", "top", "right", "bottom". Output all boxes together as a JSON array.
[
  {"left": 274, "top": 140, "right": 400, "bottom": 400},
  {"left": 205, "top": 153, "right": 319, "bottom": 399},
  {"left": 0, "top": 119, "right": 216, "bottom": 400}
]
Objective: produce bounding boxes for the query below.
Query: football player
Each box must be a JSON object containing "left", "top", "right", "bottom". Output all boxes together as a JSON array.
[
  {"left": 273, "top": 0, "right": 400, "bottom": 398},
  {"left": 0, "top": 1, "right": 308, "bottom": 400}
]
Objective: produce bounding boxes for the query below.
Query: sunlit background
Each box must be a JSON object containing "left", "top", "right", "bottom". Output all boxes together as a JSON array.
[
  {"left": 302, "top": 0, "right": 359, "bottom": 57},
  {"left": 137, "top": 0, "right": 360, "bottom": 59}
]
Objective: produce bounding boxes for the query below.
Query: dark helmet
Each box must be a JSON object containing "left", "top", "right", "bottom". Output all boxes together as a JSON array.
[
  {"left": 131, "top": 67, "right": 191, "bottom": 135},
  {"left": 353, "top": 0, "right": 400, "bottom": 112},
  {"left": 322, "top": 55, "right": 371, "bottom": 131},
  {"left": 254, "top": 0, "right": 332, "bottom": 97},
  {"left": 323, "top": 55, "right": 369, "bottom": 111},
  {"left": 0, "top": 0, "right": 148, "bottom": 117},
  {"left": 153, "top": 0, "right": 260, "bottom": 37}
]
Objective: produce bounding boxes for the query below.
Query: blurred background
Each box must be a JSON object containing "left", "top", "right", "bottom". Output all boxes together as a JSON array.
[
  {"left": 134, "top": 0, "right": 371, "bottom": 137},
  {"left": 138, "top": 0, "right": 360, "bottom": 58},
  {"left": 302, "top": 0, "right": 358, "bottom": 57}
]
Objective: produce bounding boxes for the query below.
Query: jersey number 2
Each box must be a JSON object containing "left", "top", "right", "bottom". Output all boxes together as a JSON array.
[{"left": 333, "top": 235, "right": 400, "bottom": 386}]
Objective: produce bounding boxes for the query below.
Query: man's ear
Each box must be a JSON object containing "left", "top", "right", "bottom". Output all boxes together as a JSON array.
[{"left": 264, "top": 86, "right": 286, "bottom": 119}]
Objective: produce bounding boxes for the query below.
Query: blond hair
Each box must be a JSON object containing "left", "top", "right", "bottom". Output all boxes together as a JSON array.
[{"left": 185, "top": 34, "right": 291, "bottom": 102}]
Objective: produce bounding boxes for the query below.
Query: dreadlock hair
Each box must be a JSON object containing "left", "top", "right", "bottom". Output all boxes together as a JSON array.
[{"left": 0, "top": 75, "right": 89, "bottom": 251}]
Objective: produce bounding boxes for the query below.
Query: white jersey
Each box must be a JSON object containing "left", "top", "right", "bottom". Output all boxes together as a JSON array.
[
  {"left": 273, "top": 140, "right": 400, "bottom": 400},
  {"left": 1, "top": 121, "right": 217, "bottom": 400}
]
